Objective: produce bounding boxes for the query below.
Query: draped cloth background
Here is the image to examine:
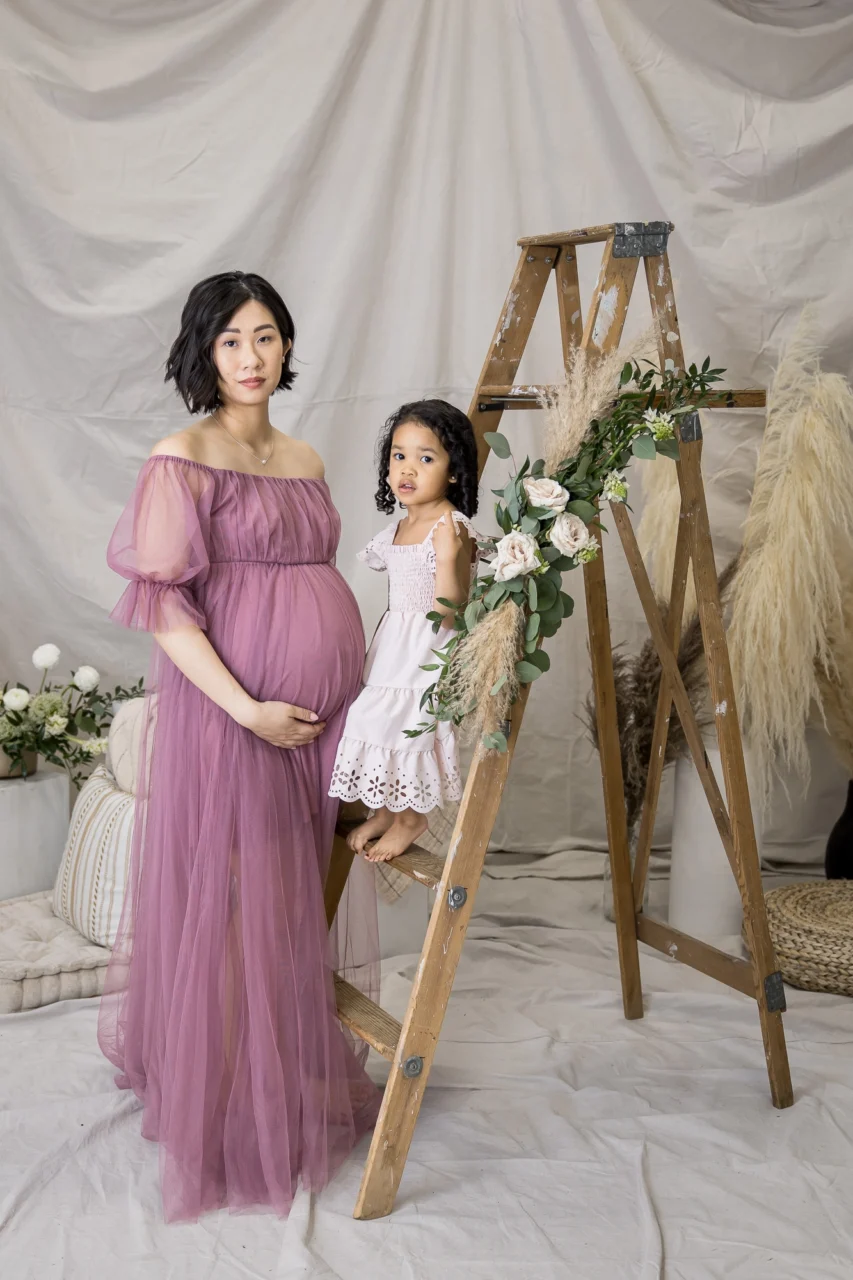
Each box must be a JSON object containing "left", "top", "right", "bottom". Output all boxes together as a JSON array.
[{"left": 2, "top": 0, "right": 852, "bottom": 857}]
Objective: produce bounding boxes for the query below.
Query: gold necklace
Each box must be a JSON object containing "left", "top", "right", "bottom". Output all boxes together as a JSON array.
[{"left": 213, "top": 413, "right": 275, "bottom": 466}]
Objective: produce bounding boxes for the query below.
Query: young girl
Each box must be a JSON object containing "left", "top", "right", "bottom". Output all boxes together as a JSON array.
[{"left": 329, "top": 399, "right": 480, "bottom": 861}]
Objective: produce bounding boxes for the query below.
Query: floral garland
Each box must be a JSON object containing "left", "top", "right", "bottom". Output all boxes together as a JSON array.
[
  {"left": 405, "top": 355, "right": 725, "bottom": 752},
  {"left": 1, "top": 643, "right": 143, "bottom": 786}
]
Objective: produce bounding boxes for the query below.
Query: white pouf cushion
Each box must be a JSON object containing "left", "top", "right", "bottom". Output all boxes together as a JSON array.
[
  {"left": 106, "top": 696, "right": 147, "bottom": 796},
  {"left": 52, "top": 765, "right": 134, "bottom": 948},
  {"left": 0, "top": 890, "right": 109, "bottom": 1014}
]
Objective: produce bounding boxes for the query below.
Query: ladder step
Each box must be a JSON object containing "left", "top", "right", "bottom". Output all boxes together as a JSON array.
[
  {"left": 518, "top": 224, "right": 615, "bottom": 247},
  {"left": 477, "top": 385, "right": 766, "bottom": 410},
  {"left": 334, "top": 974, "right": 402, "bottom": 1062},
  {"left": 385, "top": 847, "right": 446, "bottom": 890}
]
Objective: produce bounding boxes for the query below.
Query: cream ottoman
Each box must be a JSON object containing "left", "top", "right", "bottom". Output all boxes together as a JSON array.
[{"left": 0, "top": 890, "right": 109, "bottom": 1014}]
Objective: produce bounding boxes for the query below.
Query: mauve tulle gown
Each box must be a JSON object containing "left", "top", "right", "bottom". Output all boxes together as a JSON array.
[{"left": 97, "top": 454, "right": 382, "bottom": 1222}]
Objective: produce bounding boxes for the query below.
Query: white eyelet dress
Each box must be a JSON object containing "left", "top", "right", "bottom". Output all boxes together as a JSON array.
[{"left": 328, "top": 510, "right": 479, "bottom": 815}]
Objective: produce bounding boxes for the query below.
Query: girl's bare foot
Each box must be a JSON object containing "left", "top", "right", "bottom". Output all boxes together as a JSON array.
[
  {"left": 347, "top": 808, "right": 393, "bottom": 855},
  {"left": 364, "top": 809, "right": 429, "bottom": 862}
]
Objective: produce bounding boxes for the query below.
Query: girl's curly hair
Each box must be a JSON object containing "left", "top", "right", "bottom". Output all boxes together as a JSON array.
[{"left": 374, "top": 399, "right": 479, "bottom": 517}]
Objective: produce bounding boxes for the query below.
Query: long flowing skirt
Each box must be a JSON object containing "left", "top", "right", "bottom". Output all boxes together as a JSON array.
[{"left": 98, "top": 561, "right": 382, "bottom": 1222}]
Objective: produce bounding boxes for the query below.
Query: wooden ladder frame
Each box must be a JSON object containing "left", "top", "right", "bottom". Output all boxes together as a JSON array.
[{"left": 326, "top": 221, "right": 793, "bottom": 1222}]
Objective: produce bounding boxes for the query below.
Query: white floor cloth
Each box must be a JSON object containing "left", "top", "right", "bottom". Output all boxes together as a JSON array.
[{"left": 1, "top": 861, "right": 851, "bottom": 1279}]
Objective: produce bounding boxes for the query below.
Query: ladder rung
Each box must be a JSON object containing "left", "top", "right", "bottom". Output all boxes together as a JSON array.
[
  {"left": 334, "top": 974, "right": 401, "bottom": 1062},
  {"left": 518, "top": 224, "right": 615, "bottom": 247},
  {"left": 386, "top": 847, "right": 446, "bottom": 890},
  {"left": 477, "top": 385, "right": 766, "bottom": 410}
]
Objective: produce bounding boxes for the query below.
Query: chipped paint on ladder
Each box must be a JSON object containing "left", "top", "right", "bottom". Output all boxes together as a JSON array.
[
  {"left": 591, "top": 285, "right": 619, "bottom": 347},
  {"left": 496, "top": 291, "right": 518, "bottom": 346}
]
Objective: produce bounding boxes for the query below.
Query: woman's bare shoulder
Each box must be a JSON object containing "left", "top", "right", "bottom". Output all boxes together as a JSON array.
[
  {"left": 276, "top": 432, "right": 325, "bottom": 479},
  {"left": 149, "top": 425, "right": 208, "bottom": 461}
]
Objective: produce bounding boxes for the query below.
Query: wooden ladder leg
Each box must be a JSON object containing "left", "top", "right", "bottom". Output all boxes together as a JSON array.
[
  {"left": 681, "top": 441, "right": 793, "bottom": 1109},
  {"left": 354, "top": 694, "right": 530, "bottom": 1219},
  {"left": 644, "top": 250, "right": 792, "bottom": 1108},
  {"left": 325, "top": 831, "right": 355, "bottom": 928},
  {"left": 583, "top": 539, "right": 643, "bottom": 1020},
  {"left": 577, "top": 234, "right": 644, "bottom": 1020},
  {"left": 467, "top": 243, "right": 557, "bottom": 464}
]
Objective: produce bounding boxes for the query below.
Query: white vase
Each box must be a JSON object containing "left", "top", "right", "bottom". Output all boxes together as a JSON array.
[{"left": 668, "top": 742, "right": 763, "bottom": 943}]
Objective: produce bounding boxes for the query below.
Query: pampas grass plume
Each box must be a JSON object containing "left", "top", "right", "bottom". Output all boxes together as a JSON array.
[
  {"left": 444, "top": 599, "right": 524, "bottom": 744},
  {"left": 728, "top": 307, "right": 853, "bottom": 802}
]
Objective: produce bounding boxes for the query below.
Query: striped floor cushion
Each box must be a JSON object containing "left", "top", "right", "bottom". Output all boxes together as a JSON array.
[{"left": 52, "top": 765, "right": 134, "bottom": 948}]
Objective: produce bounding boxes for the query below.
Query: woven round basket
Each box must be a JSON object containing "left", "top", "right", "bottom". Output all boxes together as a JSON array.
[{"left": 760, "top": 881, "right": 853, "bottom": 997}]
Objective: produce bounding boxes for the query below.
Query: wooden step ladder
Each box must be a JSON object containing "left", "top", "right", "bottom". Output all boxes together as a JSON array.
[{"left": 325, "top": 220, "right": 793, "bottom": 1221}]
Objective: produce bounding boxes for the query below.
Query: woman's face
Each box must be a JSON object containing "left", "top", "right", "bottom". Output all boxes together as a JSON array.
[
  {"left": 212, "top": 299, "right": 290, "bottom": 409},
  {"left": 388, "top": 421, "right": 452, "bottom": 508}
]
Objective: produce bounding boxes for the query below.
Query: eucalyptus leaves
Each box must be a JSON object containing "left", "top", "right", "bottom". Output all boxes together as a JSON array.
[{"left": 404, "top": 355, "right": 725, "bottom": 753}]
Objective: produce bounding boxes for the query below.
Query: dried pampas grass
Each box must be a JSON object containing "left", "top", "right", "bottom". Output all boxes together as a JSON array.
[
  {"left": 443, "top": 599, "right": 524, "bottom": 744},
  {"left": 634, "top": 456, "right": 698, "bottom": 619},
  {"left": 539, "top": 328, "right": 657, "bottom": 474},
  {"left": 728, "top": 307, "right": 853, "bottom": 804}
]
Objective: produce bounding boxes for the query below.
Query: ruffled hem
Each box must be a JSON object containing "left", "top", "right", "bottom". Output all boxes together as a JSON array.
[
  {"left": 328, "top": 734, "right": 461, "bottom": 813},
  {"left": 110, "top": 580, "right": 207, "bottom": 634}
]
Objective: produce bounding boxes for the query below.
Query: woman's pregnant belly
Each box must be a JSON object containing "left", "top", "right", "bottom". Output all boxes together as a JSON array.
[{"left": 199, "top": 561, "right": 365, "bottom": 719}]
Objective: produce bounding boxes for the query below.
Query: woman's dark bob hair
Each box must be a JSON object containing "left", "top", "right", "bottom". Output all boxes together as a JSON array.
[
  {"left": 374, "top": 399, "right": 479, "bottom": 519},
  {"left": 165, "top": 271, "right": 296, "bottom": 415}
]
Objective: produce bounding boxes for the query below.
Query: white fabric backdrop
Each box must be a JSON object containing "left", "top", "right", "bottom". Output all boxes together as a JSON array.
[{"left": 1, "top": 0, "right": 852, "bottom": 855}]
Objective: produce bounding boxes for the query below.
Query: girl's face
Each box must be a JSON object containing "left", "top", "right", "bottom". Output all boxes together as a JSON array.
[
  {"left": 212, "top": 298, "right": 290, "bottom": 409},
  {"left": 388, "top": 421, "right": 453, "bottom": 508}
]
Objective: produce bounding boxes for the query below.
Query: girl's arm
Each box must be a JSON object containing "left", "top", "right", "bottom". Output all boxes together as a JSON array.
[
  {"left": 154, "top": 625, "right": 326, "bottom": 748},
  {"left": 431, "top": 516, "right": 473, "bottom": 629}
]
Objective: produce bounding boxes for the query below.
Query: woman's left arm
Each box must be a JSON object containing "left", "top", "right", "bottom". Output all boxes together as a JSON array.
[{"left": 432, "top": 517, "right": 473, "bottom": 628}]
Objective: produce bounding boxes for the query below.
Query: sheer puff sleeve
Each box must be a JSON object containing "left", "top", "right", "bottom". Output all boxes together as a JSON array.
[{"left": 107, "top": 456, "right": 214, "bottom": 634}]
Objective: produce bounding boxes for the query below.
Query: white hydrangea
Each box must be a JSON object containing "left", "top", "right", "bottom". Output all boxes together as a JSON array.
[
  {"left": 32, "top": 644, "right": 61, "bottom": 671},
  {"left": 44, "top": 714, "right": 69, "bottom": 737},
  {"left": 3, "top": 687, "right": 31, "bottom": 713},
  {"left": 73, "top": 666, "right": 100, "bottom": 693},
  {"left": 642, "top": 408, "right": 676, "bottom": 441},
  {"left": 601, "top": 471, "right": 629, "bottom": 504}
]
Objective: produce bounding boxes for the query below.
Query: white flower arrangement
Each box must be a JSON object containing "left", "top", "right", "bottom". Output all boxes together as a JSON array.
[
  {"left": 406, "top": 353, "right": 727, "bottom": 752},
  {"left": 0, "top": 643, "right": 142, "bottom": 785}
]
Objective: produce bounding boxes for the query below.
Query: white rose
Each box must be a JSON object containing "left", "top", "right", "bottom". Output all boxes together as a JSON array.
[
  {"left": 32, "top": 644, "right": 61, "bottom": 671},
  {"left": 522, "top": 477, "right": 569, "bottom": 514},
  {"left": 45, "top": 714, "right": 69, "bottom": 736},
  {"left": 490, "top": 531, "right": 539, "bottom": 582},
  {"left": 550, "top": 513, "right": 593, "bottom": 558},
  {"left": 73, "top": 665, "right": 100, "bottom": 693},
  {"left": 3, "top": 687, "right": 31, "bottom": 713}
]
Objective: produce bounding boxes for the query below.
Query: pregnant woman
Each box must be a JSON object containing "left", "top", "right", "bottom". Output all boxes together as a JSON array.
[{"left": 98, "top": 271, "right": 381, "bottom": 1222}]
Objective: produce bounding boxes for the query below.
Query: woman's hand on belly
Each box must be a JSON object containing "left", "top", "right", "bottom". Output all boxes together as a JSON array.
[{"left": 235, "top": 699, "right": 326, "bottom": 749}]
